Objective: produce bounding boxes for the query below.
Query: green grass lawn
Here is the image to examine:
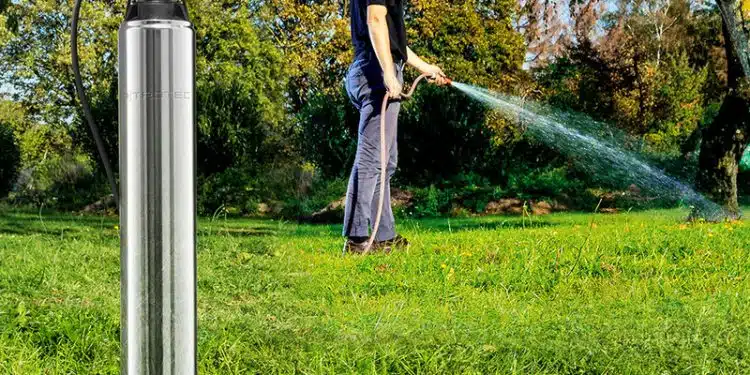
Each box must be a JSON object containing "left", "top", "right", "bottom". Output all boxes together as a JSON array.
[{"left": 1, "top": 208, "right": 749, "bottom": 374}]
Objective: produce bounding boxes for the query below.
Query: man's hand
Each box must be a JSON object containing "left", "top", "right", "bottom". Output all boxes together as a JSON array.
[
  {"left": 422, "top": 64, "right": 448, "bottom": 86},
  {"left": 384, "top": 71, "right": 403, "bottom": 99}
]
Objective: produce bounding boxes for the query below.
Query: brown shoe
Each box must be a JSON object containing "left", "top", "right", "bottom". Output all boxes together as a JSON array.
[
  {"left": 377, "top": 235, "right": 410, "bottom": 253},
  {"left": 343, "top": 239, "right": 371, "bottom": 255}
]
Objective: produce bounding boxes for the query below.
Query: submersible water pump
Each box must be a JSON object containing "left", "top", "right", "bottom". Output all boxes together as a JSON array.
[{"left": 72, "top": 0, "right": 196, "bottom": 373}]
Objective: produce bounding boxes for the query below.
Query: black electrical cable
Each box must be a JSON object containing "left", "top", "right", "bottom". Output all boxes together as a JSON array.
[{"left": 71, "top": 0, "right": 120, "bottom": 208}]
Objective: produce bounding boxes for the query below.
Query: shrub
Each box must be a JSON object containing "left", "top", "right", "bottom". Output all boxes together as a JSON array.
[
  {"left": 507, "top": 167, "right": 584, "bottom": 200},
  {"left": 198, "top": 167, "right": 258, "bottom": 216},
  {"left": 281, "top": 178, "right": 348, "bottom": 219},
  {"left": 198, "top": 162, "right": 342, "bottom": 218},
  {"left": 407, "top": 176, "right": 506, "bottom": 218},
  {"left": 12, "top": 153, "right": 98, "bottom": 208},
  {"left": 410, "top": 185, "right": 448, "bottom": 217},
  {"left": 298, "top": 88, "right": 359, "bottom": 178},
  {"left": 398, "top": 86, "right": 502, "bottom": 185}
]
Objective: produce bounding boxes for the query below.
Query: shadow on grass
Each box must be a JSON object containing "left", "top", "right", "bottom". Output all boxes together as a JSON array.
[
  {"left": 414, "top": 218, "right": 559, "bottom": 232},
  {"left": 0, "top": 211, "right": 115, "bottom": 225},
  {"left": 0, "top": 218, "right": 115, "bottom": 240},
  {"left": 0, "top": 211, "right": 283, "bottom": 239},
  {"left": 0, "top": 211, "right": 114, "bottom": 237},
  {"left": 198, "top": 227, "right": 278, "bottom": 237}
]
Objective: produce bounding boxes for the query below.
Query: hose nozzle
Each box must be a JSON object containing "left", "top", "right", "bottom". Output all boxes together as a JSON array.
[{"left": 429, "top": 73, "right": 452, "bottom": 86}]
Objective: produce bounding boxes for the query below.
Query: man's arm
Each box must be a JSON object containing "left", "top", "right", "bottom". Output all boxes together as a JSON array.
[
  {"left": 368, "top": 4, "right": 402, "bottom": 98},
  {"left": 406, "top": 47, "right": 448, "bottom": 86},
  {"left": 406, "top": 48, "right": 433, "bottom": 74}
]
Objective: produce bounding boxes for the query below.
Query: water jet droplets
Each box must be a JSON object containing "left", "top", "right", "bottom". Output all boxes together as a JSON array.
[{"left": 450, "top": 82, "right": 727, "bottom": 221}]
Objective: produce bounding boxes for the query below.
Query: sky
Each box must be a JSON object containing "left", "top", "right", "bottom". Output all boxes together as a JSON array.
[{"left": 0, "top": 83, "right": 15, "bottom": 98}]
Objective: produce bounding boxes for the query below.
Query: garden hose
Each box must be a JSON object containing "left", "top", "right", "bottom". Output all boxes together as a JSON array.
[
  {"left": 71, "top": 0, "right": 120, "bottom": 208},
  {"left": 363, "top": 73, "right": 452, "bottom": 253}
]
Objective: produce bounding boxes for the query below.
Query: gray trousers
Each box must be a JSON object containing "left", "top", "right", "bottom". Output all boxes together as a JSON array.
[{"left": 342, "top": 55, "right": 404, "bottom": 241}]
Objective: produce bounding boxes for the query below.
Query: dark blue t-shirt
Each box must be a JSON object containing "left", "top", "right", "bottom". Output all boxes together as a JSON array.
[{"left": 350, "top": 0, "right": 408, "bottom": 63}]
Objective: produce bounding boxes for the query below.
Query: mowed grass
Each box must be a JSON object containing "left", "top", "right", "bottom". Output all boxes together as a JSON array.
[{"left": 0, "top": 207, "right": 749, "bottom": 374}]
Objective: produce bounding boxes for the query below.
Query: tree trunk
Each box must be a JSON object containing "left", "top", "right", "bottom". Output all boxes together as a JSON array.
[
  {"left": 695, "top": 4, "right": 750, "bottom": 218},
  {"left": 695, "top": 94, "right": 748, "bottom": 216}
]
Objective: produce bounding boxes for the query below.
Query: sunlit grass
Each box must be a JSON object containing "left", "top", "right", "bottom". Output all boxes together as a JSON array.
[{"left": 1, "top": 208, "right": 748, "bottom": 374}]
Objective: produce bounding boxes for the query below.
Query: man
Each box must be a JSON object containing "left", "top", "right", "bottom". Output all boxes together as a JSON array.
[{"left": 343, "top": 0, "right": 448, "bottom": 253}]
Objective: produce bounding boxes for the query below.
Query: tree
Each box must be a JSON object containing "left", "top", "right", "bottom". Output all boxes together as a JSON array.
[
  {"left": 250, "top": 0, "right": 351, "bottom": 110},
  {"left": 537, "top": 0, "right": 716, "bottom": 154},
  {"left": 517, "top": 0, "right": 604, "bottom": 68},
  {"left": 0, "top": 0, "right": 122, "bottom": 178},
  {"left": 517, "top": 0, "right": 569, "bottom": 68},
  {"left": 192, "top": 0, "right": 289, "bottom": 176},
  {"left": 695, "top": 0, "right": 750, "bottom": 217},
  {"left": 406, "top": 0, "right": 525, "bottom": 90},
  {"left": 0, "top": 0, "right": 290, "bottom": 178}
]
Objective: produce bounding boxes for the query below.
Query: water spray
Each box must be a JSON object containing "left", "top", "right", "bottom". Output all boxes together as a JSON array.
[
  {"left": 449, "top": 82, "right": 727, "bottom": 221},
  {"left": 72, "top": 0, "right": 197, "bottom": 373}
]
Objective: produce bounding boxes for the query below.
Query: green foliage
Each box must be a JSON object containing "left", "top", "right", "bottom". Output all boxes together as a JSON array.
[
  {"left": 405, "top": 0, "right": 528, "bottom": 146},
  {"left": 71, "top": 81, "right": 119, "bottom": 174},
  {"left": 12, "top": 153, "right": 98, "bottom": 208},
  {"left": 539, "top": 51, "right": 707, "bottom": 155},
  {"left": 442, "top": 173, "right": 500, "bottom": 214},
  {"left": 297, "top": 87, "right": 359, "bottom": 178},
  {"left": 0, "top": 100, "right": 100, "bottom": 208},
  {"left": 741, "top": 145, "right": 750, "bottom": 171},
  {"left": 0, "top": 0, "right": 122, "bottom": 170},
  {"left": 198, "top": 162, "right": 336, "bottom": 218},
  {"left": 280, "top": 177, "right": 348, "bottom": 219},
  {"left": 250, "top": 0, "right": 351, "bottom": 109},
  {"left": 534, "top": 56, "right": 585, "bottom": 111},
  {"left": 198, "top": 167, "right": 258, "bottom": 216},
  {"left": 507, "top": 166, "right": 584, "bottom": 200},
  {"left": 410, "top": 185, "right": 451, "bottom": 217},
  {"left": 619, "top": 54, "right": 707, "bottom": 153},
  {"left": 406, "top": 0, "right": 525, "bottom": 90},
  {"left": 194, "top": 0, "right": 290, "bottom": 176},
  {"left": 15, "top": 123, "right": 76, "bottom": 171},
  {"left": 398, "top": 86, "right": 505, "bottom": 185},
  {"left": 535, "top": 44, "right": 616, "bottom": 119},
  {"left": 1, "top": 0, "right": 294, "bottom": 209},
  {"left": 0, "top": 121, "right": 20, "bottom": 198},
  {"left": 409, "top": 183, "right": 502, "bottom": 218},
  {"left": 405, "top": 168, "right": 586, "bottom": 218}
]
